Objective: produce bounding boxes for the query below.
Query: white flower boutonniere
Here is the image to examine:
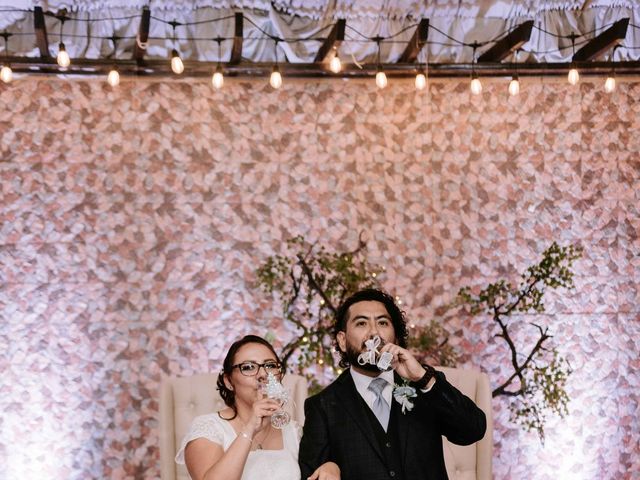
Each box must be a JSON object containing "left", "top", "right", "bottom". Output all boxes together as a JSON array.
[{"left": 393, "top": 382, "right": 417, "bottom": 414}]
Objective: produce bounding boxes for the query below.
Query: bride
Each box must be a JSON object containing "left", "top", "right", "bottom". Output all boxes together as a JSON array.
[{"left": 175, "top": 335, "right": 340, "bottom": 480}]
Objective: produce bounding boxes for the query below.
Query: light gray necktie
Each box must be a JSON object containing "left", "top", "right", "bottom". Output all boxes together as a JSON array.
[{"left": 368, "top": 377, "right": 390, "bottom": 431}]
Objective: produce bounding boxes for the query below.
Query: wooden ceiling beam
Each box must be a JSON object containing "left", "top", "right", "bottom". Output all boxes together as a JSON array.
[
  {"left": 132, "top": 6, "right": 151, "bottom": 61},
  {"left": 314, "top": 19, "right": 346, "bottom": 63},
  {"left": 572, "top": 18, "right": 629, "bottom": 62},
  {"left": 478, "top": 20, "right": 533, "bottom": 62},
  {"left": 229, "top": 12, "right": 244, "bottom": 64},
  {"left": 33, "top": 6, "right": 50, "bottom": 58},
  {"left": 398, "top": 19, "right": 429, "bottom": 63}
]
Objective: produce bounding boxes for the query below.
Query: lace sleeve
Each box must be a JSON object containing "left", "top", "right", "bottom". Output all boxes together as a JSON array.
[{"left": 175, "top": 414, "right": 225, "bottom": 464}]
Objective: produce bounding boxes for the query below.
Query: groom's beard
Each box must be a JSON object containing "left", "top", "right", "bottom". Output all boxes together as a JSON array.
[{"left": 344, "top": 340, "right": 382, "bottom": 373}]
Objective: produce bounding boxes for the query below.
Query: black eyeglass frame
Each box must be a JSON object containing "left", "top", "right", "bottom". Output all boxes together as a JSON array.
[{"left": 230, "top": 360, "right": 283, "bottom": 377}]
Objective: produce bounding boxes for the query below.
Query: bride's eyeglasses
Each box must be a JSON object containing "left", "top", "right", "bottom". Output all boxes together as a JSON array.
[{"left": 231, "top": 361, "right": 282, "bottom": 377}]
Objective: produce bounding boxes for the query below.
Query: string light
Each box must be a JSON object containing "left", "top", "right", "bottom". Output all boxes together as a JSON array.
[
  {"left": 470, "top": 72, "right": 482, "bottom": 95},
  {"left": 170, "top": 49, "right": 184, "bottom": 74},
  {"left": 56, "top": 17, "right": 70, "bottom": 68},
  {"left": 508, "top": 75, "right": 520, "bottom": 96},
  {"left": 1, "top": 32, "right": 12, "bottom": 83},
  {"left": 604, "top": 47, "right": 618, "bottom": 93},
  {"left": 106, "top": 36, "right": 119, "bottom": 87},
  {"left": 604, "top": 75, "right": 616, "bottom": 93},
  {"left": 212, "top": 65, "right": 224, "bottom": 89},
  {"left": 270, "top": 65, "right": 282, "bottom": 88},
  {"left": 169, "top": 21, "right": 183, "bottom": 74},
  {"left": 329, "top": 48, "right": 342, "bottom": 73},
  {"left": 0, "top": 64, "right": 11, "bottom": 83},
  {"left": 57, "top": 43, "right": 70, "bottom": 68},
  {"left": 567, "top": 34, "right": 579, "bottom": 85},
  {"left": 0, "top": 12, "right": 633, "bottom": 88},
  {"left": 470, "top": 44, "right": 481, "bottom": 95},
  {"left": 375, "top": 38, "right": 387, "bottom": 89},
  {"left": 508, "top": 50, "right": 520, "bottom": 96},
  {"left": 107, "top": 67, "right": 120, "bottom": 87},
  {"left": 270, "top": 39, "right": 282, "bottom": 89},
  {"left": 212, "top": 38, "right": 224, "bottom": 89},
  {"left": 415, "top": 70, "right": 427, "bottom": 90}
]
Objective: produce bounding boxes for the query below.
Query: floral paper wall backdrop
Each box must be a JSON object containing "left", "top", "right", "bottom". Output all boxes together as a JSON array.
[{"left": 0, "top": 77, "right": 638, "bottom": 479}]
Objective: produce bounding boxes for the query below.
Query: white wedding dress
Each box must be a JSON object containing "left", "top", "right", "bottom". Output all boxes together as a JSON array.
[{"left": 175, "top": 413, "right": 301, "bottom": 480}]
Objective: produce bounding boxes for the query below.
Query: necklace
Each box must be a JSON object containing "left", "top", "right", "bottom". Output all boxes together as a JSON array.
[{"left": 253, "top": 426, "right": 272, "bottom": 450}]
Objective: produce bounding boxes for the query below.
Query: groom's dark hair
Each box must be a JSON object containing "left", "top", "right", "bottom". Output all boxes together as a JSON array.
[{"left": 333, "top": 288, "right": 409, "bottom": 368}]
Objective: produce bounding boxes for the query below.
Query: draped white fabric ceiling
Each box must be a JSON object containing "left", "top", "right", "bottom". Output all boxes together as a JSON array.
[{"left": 0, "top": 1, "right": 639, "bottom": 67}]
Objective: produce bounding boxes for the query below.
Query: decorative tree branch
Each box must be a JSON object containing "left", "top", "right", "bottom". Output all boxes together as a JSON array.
[
  {"left": 457, "top": 241, "right": 582, "bottom": 440},
  {"left": 257, "top": 235, "right": 457, "bottom": 391}
]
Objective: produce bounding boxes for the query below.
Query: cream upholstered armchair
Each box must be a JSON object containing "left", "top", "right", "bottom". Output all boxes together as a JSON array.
[
  {"left": 159, "top": 372, "right": 308, "bottom": 480},
  {"left": 159, "top": 368, "right": 492, "bottom": 480},
  {"left": 437, "top": 366, "right": 493, "bottom": 480}
]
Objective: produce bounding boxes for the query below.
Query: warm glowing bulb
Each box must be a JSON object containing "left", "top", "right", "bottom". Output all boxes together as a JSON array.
[
  {"left": 470, "top": 76, "right": 482, "bottom": 95},
  {"left": 57, "top": 43, "right": 70, "bottom": 68},
  {"left": 375, "top": 69, "right": 387, "bottom": 89},
  {"left": 415, "top": 72, "right": 426, "bottom": 90},
  {"left": 0, "top": 65, "right": 12, "bottom": 83},
  {"left": 212, "top": 66, "right": 224, "bottom": 89},
  {"left": 329, "top": 53, "right": 342, "bottom": 74},
  {"left": 107, "top": 68, "right": 120, "bottom": 87},
  {"left": 171, "top": 49, "right": 184, "bottom": 74},
  {"left": 567, "top": 68, "right": 579, "bottom": 85},
  {"left": 604, "top": 76, "right": 616, "bottom": 93},
  {"left": 508, "top": 77, "right": 520, "bottom": 96},
  {"left": 270, "top": 66, "right": 282, "bottom": 89}
]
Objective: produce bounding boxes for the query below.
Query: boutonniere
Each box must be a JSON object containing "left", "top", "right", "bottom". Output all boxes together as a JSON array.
[{"left": 393, "top": 381, "right": 417, "bottom": 414}]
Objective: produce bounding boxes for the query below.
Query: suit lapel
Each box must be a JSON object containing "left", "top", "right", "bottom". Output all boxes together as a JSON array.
[
  {"left": 392, "top": 372, "right": 411, "bottom": 465},
  {"left": 334, "top": 371, "right": 386, "bottom": 463}
]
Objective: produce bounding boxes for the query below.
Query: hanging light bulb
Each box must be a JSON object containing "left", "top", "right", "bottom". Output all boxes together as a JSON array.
[
  {"left": 1, "top": 33, "right": 12, "bottom": 83},
  {"left": 567, "top": 67, "right": 579, "bottom": 85},
  {"left": 211, "top": 38, "right": 225, "bottom": 89},
  {"left": 170, "top": 49, "right": 184, "bottom": 74},
  {"left": 212, "top": 64, "right": 224, "bottom": 89},
  {"left": 107, "top": 67, "right": 120, "bottom": 87},
  {"left": 57, "top": 42, "right": 70, "bottom": 68},
  {"left": 329, "top": 51, "right": 342, "bottom": 74},
  {"left": 415, "top": 71, "right": 427, "bottom": 90},
  {"left": 604, "top": 75, "right": 616, "bottom": 93},
  {"left": 375, "top": 66, "right": 387, "bottom": 89},
  {"left": 470, "top": 72, "right": 482, "bottom": 95},
  {"left": 374, "top": 37, "right": 387, "bottom": 89},
  {"left": 270, "top": 65, "right": 282, "bottom": 89},
  {"left": 508, "top": 74, "right": 520, "bottom": 96},
  {"left": 106, "top": 36, "right": 121, "bottom": 87},
  {"left": 0, "top": 64, "right": 12, "bottom": 83}
]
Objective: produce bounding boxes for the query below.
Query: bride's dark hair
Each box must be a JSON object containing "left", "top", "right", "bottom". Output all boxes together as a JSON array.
[{"left": 216, "top": 334, "right": 282, "bottom": 420}]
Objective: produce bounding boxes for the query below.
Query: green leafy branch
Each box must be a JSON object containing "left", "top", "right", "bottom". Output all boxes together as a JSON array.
[{"left": 457, "top": 241, "right": 582, "bottom": 440}]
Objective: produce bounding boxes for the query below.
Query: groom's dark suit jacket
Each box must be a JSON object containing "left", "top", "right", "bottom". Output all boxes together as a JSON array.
[{"left": 299, "top": 369, "right": 486, "bottom": 480}]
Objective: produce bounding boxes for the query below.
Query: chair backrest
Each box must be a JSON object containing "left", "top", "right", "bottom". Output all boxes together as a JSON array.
[
  {"left": 159, "top": 372, "right": 308, "bottom": 480},
  {"left": 158, "top": 368, "right": 492, "bottom": 480},
  {"left": 437, "top": 366, "right": 493, "bottom": 480}
]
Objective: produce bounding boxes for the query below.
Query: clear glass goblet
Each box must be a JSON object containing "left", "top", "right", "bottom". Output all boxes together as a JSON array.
[{"left": 261, "top": 373, "right": 291, "bottom": 429}]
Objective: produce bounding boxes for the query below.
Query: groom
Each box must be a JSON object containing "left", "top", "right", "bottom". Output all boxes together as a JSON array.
[{"left": 299, "top": 288, "right": 487, "bottom": 480}]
